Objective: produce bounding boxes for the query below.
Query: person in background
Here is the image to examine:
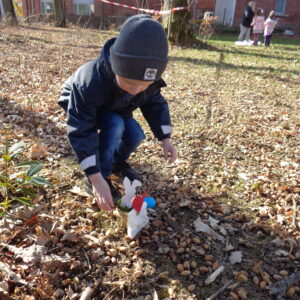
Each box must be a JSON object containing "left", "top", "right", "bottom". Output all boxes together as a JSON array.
[
  {"left": 264, "top": 11, "right": 279, "bottom": 47},
  {"left": 238, "top": 1, "right": 256, "bottom": 41},
  {"left": 251, "top": 8, "right": 265, "bottom": 45}
]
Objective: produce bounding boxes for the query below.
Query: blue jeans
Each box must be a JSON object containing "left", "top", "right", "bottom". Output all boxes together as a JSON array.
[{"left": 97, "top": 111, "right": 145, "bottom": 178}]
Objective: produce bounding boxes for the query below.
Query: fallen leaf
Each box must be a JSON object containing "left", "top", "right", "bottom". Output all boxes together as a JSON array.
[
  {"left": 61, "top": 230, "right": 80, "bottom": 242},
  {"left": 194, "top": 217, "right": 225, "bottom": 243}
]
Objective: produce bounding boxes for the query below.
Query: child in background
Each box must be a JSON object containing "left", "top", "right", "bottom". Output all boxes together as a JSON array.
[
  {"left": 264, "top": 11, "right": 279, "bottom": 46},
  {"left": 251, "top": 8, "right": 265, "bottom": 45}
]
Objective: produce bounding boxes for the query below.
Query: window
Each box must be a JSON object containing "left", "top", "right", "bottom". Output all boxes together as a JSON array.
[
  {"left": 275, "top": 0, "right": 286, "bottom": 14},
  {"left": 41, "top": 0, "right": 54, "bottom": 13},
  {"left": 73, "top": 0, "right": 94, "bottom": 15}
]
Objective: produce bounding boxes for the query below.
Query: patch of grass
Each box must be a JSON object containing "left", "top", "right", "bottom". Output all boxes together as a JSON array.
[{"left": 210, "top": 32, "right": 300, "bottom": 47}]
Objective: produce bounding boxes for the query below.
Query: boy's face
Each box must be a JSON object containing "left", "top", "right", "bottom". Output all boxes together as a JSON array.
[{"left": 116, "top": 75, "right": 154, "bottom": 96}]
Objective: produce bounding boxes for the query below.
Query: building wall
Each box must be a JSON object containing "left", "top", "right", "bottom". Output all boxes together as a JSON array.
[
  {"left": 22, "top": 0, "right": 41, "bottom": 16},
  {"left": 233, "top": 0, "right": 300, "bottom": 29},
  {"left": 20, "top": 0, "right": 300, "bottom": 30},
  {"left": 284, "top": 0, "right": 300, "bottom": 26},
  {"left": 65, "top": 0, "right": 73, "bottom": 15},
  {"left": 196, "top": 0, "right": 215, "bottom": 11},
  {"left": 22, "top": 0, "right": 162, "bottom": 17}
]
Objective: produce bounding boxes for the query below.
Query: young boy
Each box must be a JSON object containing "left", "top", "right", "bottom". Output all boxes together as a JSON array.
[{"left": 58, "top": 14, "right": 177, "bottom": 212}]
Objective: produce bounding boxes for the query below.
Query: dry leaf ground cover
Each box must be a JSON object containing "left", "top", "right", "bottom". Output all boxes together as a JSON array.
[{"left": 0, "top": 23, "right": 300, "bottom": 300}]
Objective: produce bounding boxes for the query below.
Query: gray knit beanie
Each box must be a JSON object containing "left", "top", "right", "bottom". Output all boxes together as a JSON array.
[{"left": 110, "top": 14, "right": 168, "bottom": 81}]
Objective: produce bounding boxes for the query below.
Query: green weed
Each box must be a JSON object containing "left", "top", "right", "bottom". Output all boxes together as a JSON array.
[{"left": 0, "top": 138, "right": 53, "bottom": 216}]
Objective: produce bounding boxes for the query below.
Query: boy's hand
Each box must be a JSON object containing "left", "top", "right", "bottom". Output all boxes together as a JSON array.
[
  {"left": 88, "top": 173, "right": 115, "bottom": 211},
  {"left": 162, "top": 138, "right": 177, "bottom": 164}
]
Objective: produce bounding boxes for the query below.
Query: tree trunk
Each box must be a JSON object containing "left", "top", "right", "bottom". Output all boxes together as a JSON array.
[
  {"left": 2, "top": 0, "right": 18, "bottom": 25},
  {"left": 162, "top": 0, "right": 171, "bottom": 36},
  {"left": 53, "top": 0, "right": 66, "bottom": 27},
  {"left": 166, "top": 0, "right": 195, "bottom": 45}
]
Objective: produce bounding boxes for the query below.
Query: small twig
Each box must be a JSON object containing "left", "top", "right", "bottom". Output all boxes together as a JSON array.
[
  {"left": 82, "top": 249, "right": 91, "bottom": 270},
  {"left": 79, "top": 279, "right": 101, "bottom": 300},
  {"left": 103, "top": 286, "right": 119, "bottom": 300},
  {"left": 292, "top": 197, "right": 298, "bottom": 228},
  {"left": 207, "top": 279, "right": 233, "bottom": 300},
  {"left": 47, "top": 245, "right": 61, "bottom": 253},
  {"left": 205, "top": 265, "right": 225, "bottom": 285},
  {"left": 270, "top": 271, "right": 300, "bottom": 300},
  {"left": 0, "top": 262, "right": 31, "bottom": 287}
]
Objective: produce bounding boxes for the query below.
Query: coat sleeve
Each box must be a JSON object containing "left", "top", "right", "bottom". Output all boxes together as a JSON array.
[
  {"left": 140, "top": 89, "right": 172, "bottom": 141},
  {"left": 58, "top": 75, "right": 73, "bottom": 112},
  {"left": 66, "top": 82, "right": 101, "bottom": 176}
]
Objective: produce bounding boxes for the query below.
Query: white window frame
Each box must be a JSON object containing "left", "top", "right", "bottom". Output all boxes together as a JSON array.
[
  {"left": 40, "top": 0, "right": 54, "bottom": 13},
  {"left": 275, "top": 0, "right": 287, "bottom": 15},
  {"left": 73, "top": 0, "right": 94, "bottom": 15}
]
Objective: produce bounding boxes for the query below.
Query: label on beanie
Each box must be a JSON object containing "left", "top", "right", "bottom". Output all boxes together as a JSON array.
[{"left": 144, "top": 68, "right": 158, "bottom": 80}]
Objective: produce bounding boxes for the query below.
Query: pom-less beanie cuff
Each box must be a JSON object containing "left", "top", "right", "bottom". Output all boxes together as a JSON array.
[
  {"left": 110, "top": 51, "right": 168, "bottom": 81},
  {"left": 110, "top": 14, "right": 169, "bottom": 81}
]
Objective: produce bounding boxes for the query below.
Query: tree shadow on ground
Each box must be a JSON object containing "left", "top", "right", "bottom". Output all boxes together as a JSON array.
[
  {"left": 19, "top": 24, "right": 74, "bottom": 35},
  {"left": 222, "top": 47, "right": 299, "bottom": 62},
  {"left": 211, "top": 33, "right": 300, "bottom": 45},
  {"left": 169, "top": 55, "right": 298, "bottom": 76},
  {"left": 7, "top": 33, "right": 100, "bottom": 49},
  {"left": 210, "top": 33, "right": 300, "bottom": 52}
]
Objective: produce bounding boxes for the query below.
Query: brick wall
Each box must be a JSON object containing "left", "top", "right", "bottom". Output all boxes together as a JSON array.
[
  {"left": 284, "top": 0, "right": 300, "bottom": 27},
  {"left": 21, "top": 0, "right": 299, "bottom": 30},
  {"left": 22, "top": 0, "right": 41, "bottom": 16},
  {"left": 22, "top": 0, "right": 162, "bottom": 17},
  {"left": 64, "top": 0, "right": 73, "bottom": 15},
  {"left": 196, "top": 0, "right": 215, "bottom": 11},
  {"left": 93, "top": 0, "right": 163, "bottom": 17}
]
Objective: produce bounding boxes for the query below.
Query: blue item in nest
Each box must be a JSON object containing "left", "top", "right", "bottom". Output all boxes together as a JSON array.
[{"left": 144, "top": 197, "right": 156, "bottom": 209}]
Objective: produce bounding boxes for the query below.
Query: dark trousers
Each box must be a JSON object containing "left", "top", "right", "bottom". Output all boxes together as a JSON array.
[
  {"left": 97, "top": 111, "right": 145, "bottom": 178},
  {"left": 264, "top": 34, "right": 272, "bottom": 46}
]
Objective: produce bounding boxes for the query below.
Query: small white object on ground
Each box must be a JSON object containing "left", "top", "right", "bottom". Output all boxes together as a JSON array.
[
  {"left": 235, "top": 40, "right": 253, "bottom": 46},
  {"left": 127, "top": 202, "right": 149, "bottom": 239}
]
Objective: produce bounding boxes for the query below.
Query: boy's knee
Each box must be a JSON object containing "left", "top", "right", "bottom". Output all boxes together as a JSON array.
[
  {"left": 104, "top": 113, "right": 125, "bottom": 136},
  {"left": 135, "top": 131, "right": 146, "bottom": 145},
  {"left": 126, "top": 126, "right": 145, "bottom": 146}
]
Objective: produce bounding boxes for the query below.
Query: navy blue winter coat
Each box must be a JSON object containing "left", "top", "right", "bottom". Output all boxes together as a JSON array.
[
  {"left": 58, "top": 38, "right": 172, "bottom": 176},
  {"left": 241, "top": 5, "right": 255, "bottom": 27}
]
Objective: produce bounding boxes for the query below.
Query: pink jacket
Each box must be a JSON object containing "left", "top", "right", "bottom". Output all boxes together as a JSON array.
[
  {"left": 264, "top": 18, "right": 279, "bottom": 36},
  {"left": 251, "top": 16, "right": 265, "bottom": 33}
]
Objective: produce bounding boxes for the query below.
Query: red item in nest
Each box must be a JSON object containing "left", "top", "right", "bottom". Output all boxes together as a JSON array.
[{"left": 132, "top": 191, "right": 147, "bottom": 213}]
